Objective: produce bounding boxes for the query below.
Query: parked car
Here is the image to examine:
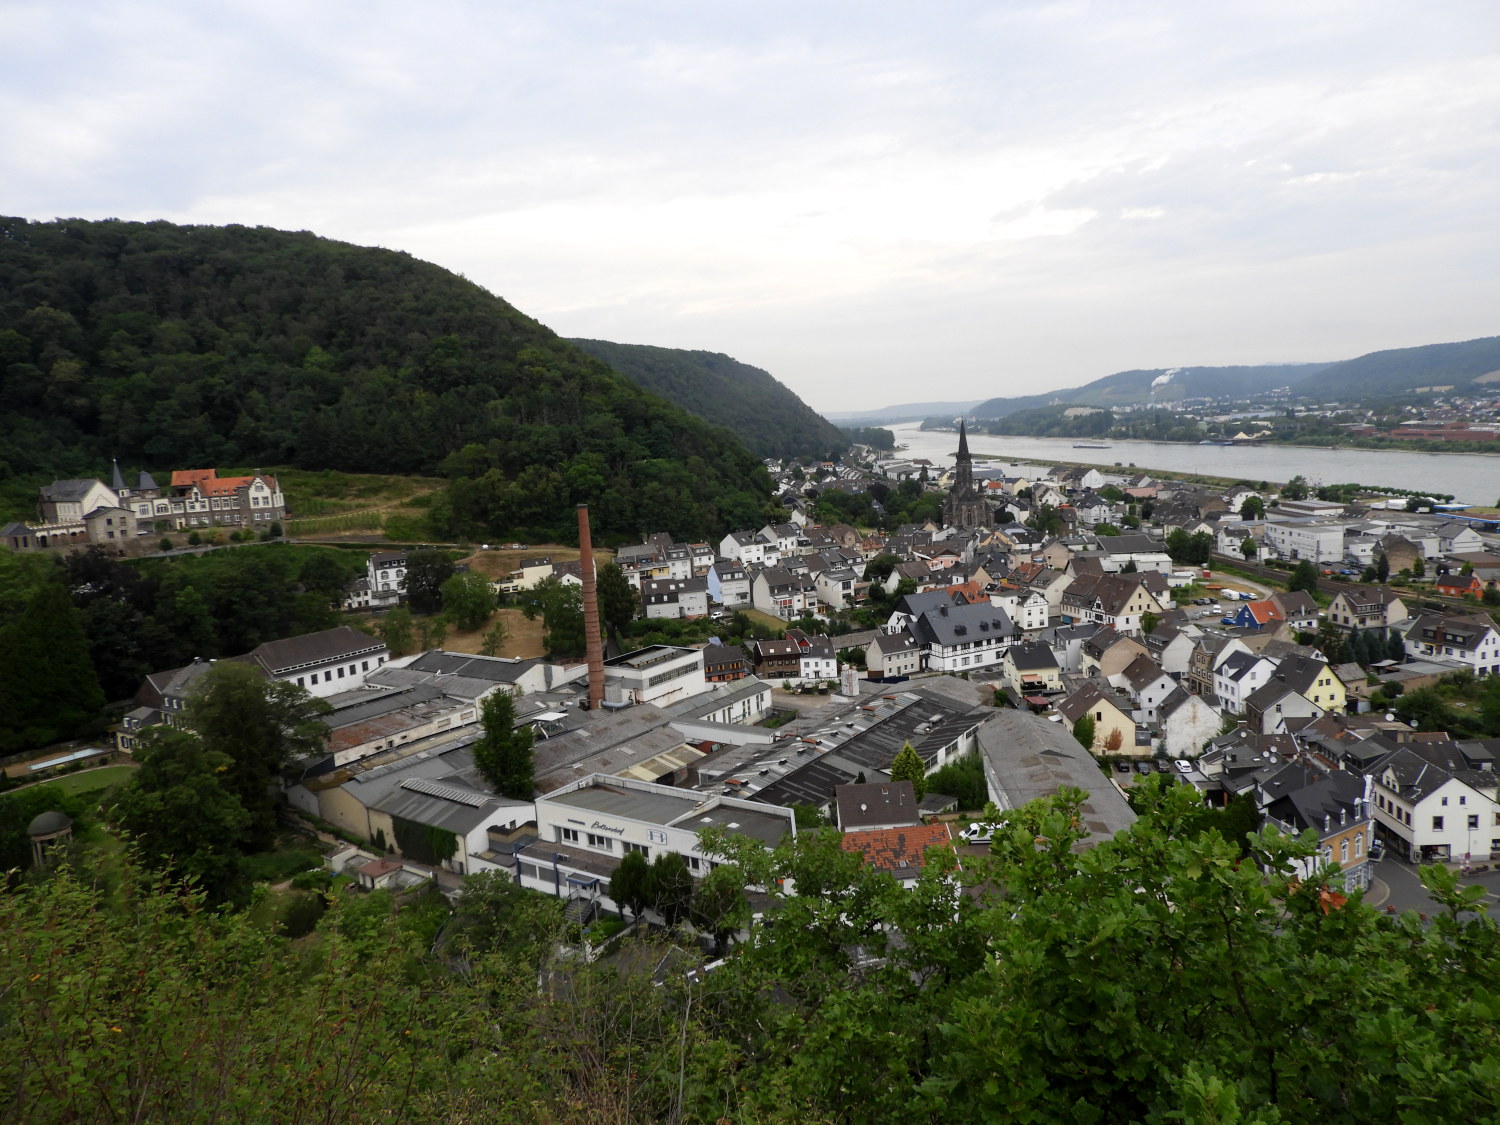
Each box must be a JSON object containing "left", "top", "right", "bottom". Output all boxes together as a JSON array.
[
  {"left": 1154, "top": 760, "right": 1172, "bottom": 773},
  {"left": 1134, "top": 762, "right": 1153, "bottom": 775},
  {"left": 1173, "top": 759, "right": 1193, "bottom": 774},
  {"left": 963, "top": 822, "right": 998, "bottom": 844},
  {"left": 1114, "top": 761, "right": 1132, "bottom": 774}
]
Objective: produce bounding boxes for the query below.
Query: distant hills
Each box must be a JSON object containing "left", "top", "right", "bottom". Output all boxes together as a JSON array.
[
  {"left": 823, "top": 400, "right": 986, "bottom": 425},
  {"left": 895, "top": 335, "right": 1500, "bottom": 421},
  {"left": 1294, "top": 336, "right": 1500, "bottom": 398},
  {"left": 969, "top": 364, "right": 1326, "bottom": 418},
  {"left": 0, "top": 217, "right": 772, "bottom": 543},
  {"left": 568, "top": 340, "right": 845, "bottom": 460}
]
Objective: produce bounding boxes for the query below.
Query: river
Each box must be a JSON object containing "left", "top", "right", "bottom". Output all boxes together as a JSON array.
[{"left": 886, "top": 423, "right": 1500, "bottom": 505}]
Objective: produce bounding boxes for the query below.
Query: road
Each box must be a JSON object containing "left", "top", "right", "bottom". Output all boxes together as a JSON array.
[{"left": 1366, "top": 853, "right": 1500, "bottom": 918}]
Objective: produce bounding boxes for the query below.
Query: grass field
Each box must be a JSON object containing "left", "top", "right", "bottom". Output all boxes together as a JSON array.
[{"left": 33, "top": 764, "right": 137, "bottom": 796}]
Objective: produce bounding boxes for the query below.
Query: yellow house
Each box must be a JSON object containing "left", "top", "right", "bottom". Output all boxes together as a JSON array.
[{"left": 1058, "top": 682, "right": 1136, "bottom": 755}]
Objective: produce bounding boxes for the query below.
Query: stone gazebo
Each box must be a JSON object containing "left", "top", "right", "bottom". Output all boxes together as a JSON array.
[{"left": 28, "top": 811, "right": 74, "bottom": 870}]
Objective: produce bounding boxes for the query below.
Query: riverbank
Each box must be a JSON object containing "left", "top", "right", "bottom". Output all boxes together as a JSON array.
[{"left": 890, "top": 423, "right": 1500, "bottom": 503}]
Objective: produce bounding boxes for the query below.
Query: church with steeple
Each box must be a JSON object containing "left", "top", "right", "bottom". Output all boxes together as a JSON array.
[{"left": 942, "top": 419, "right": 991, "bottom": 528}]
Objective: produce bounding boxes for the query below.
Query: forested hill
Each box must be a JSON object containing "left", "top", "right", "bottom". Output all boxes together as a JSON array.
[
  {"left": 0, "top": 217, "right": 772, "bottom": 543},
  {"left": 568, "top": 339, "right": 846, "bottom": 459},
  {"left": 971, "top": 363, "right": 1325, "bottom": 419},
  {"left": 1293, "top": 334, "right": 1500, "bottom": 397}
]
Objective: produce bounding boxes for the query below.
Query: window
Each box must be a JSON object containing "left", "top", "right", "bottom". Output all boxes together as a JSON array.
[
  {"left": 1470, "top": 815, "right": 1480, "bottom": 830},
  {"left": 1354, "top": 833, "right": 1364, "bottom": 857},
  {"left": 558, "top": 828, "right": 579, "bottom": 844},
  {"left": 1442, "top": 796, "right": 1448, "bottom": 806},
  {"left": 1432, "top": 816, "right": 1444, "bottom": 831},
  {"left": 586, "top": 833, "right": 615, "bottom": 851},
  {"left": 687, "top": 856, "right": 702, "bottom": 871},
  {"left": 1340, "top": 840, "right": 1349, "bottom": 863},
  {"left": 622, "top": 842, "right": 649, "bottom": 856},
  {"left": 1460, "top": 796, "right": 1467, "bottom": 806}
]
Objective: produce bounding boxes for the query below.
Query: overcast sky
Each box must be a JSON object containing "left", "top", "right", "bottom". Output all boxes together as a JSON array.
[{"left": 6, "top": 1, "right": 1500, "bottom": 412}]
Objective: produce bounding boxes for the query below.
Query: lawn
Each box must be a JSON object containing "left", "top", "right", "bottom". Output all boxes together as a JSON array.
[{"left": 39, "top": 765, "right": 137, "bottom": 796}]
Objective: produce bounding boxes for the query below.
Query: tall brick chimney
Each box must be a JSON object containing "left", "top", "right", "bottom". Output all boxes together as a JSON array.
[{"left": 577, "top": 504, "right": 606, "bottom": 710}]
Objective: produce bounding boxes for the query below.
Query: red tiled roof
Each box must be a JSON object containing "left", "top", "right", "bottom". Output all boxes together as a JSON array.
[
  {"left": 170, "top": 468, "right": 277, "bottom": 495},
  {"left": 840, "top": 823, "right": 955, "bottom": 876}
]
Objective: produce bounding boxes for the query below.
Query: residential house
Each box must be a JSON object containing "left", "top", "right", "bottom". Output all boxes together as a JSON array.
[
  {"left": 835, "top": 780, "right": 922, "bottom": 831},
  {"left": 1057, "top": 681, "right": 1138, "bottom": 756},
  {"left": 701, "top": 643, "right": 750, "bottom": 682},
  {"left": 642, "top": 576, "right": 710, "bottom": 620},
  {"left": 989, "top": 585, "right": 1050, "bottom": 632},
  {"left": 1327, "top": 588, "right": 1409, "bottom": 631},
  {"left": 1230, "top": 599, "right": 1286, "bottom": 631},
  {"left": 706, "top": 558, "right": 752, "bottom": 608},
  {"left": 1435, "top": 572, "right": 1485, "bottom": 600},
  {"left": 1079, "top": 627, "right": 1151, "bottom": 681},
  {"left": 840, "top": 823, "right": 957, "bottom": 884},
  {"left": 1270, "top": 591, "right": 1321, "bottom": 632},
  {"left": 1212, "top": 649, "right": 1280, "bottom": 715},
  {"left": 907, "top": 600, "right": 1016, "bottom": 674},
  {"left": 1060, "top": 573, "right": 1164, "bottom": 635},
  {"left": 866, "top": 630, "right": 922, "bottom": 680},
  {"left": 1402, "top": 612, "right": 1500, "bottom": 675},
  {"left": 1156, "top": 687, "right": 1220, "bottom": 758},
  {"left": 1002, "top": 641, "right": 1063, "bottom": 699},
  {"left": 1263, "top": 772, "right": 1374, "bottom": 890},
  {"left": 1112, "top": 654, "right": 1177, "bottom": 725},
  {"left": 751, "top": 567, "right": 819, "bottom": 620},
  {"left": 1244, "top": 679, "right": 1326, "bottom": 735},
  {"left": 1144, "top": 622, "right": 1198, "bottom": 677},
  {"left": 1369, "top": 742, "right": 1500, "bottom": 862},
  {"left": 719, "top": 530, "right": 779, "bottom": 567}
]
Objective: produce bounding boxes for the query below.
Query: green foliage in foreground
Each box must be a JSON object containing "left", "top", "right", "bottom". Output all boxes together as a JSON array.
[{"left": 5, "top": 781, "right": 1499, "bottom": 1124}]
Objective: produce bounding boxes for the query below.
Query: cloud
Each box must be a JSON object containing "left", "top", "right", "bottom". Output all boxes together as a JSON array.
[{"left": 4, "top": 1, "right": 1500, "bottom": 410}]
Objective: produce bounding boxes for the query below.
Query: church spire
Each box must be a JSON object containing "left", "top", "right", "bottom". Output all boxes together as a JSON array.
[{"left": 956, "top": 417, "right": 970, "bottom": 461}]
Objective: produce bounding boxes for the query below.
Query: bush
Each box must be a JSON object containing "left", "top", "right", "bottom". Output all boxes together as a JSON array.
[
  {"left": 290, "top": 868, "right": 333, "bottom": 892},
  {"left": 277, "top": 891, "right": 328, "bottom": 939}
]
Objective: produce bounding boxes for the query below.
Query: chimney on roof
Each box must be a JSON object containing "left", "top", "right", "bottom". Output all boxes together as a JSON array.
[{"left": 577, "top": 505, "right": 606, "bottom": 711}]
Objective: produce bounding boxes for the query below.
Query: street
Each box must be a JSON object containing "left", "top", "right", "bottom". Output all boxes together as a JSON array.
[{"left": 1365, "top": 853, "right": 1500, "bottom": 918}]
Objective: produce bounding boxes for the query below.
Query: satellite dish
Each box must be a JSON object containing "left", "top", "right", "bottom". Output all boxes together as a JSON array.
[{"left": 1385, "top": 713, "right": 1395, "bottom": 722}]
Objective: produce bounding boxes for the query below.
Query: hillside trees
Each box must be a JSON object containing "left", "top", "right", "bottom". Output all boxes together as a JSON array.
[
  {"left": 0, "top": 217, "right": 773, "bottom": 544},
  {"left": 183, "top": 663, "right": 331, "bottom": 848}
]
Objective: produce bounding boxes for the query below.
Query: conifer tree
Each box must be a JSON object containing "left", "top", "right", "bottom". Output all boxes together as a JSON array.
[
  {"left": 472, "top": 690, "right": 535, "bottom": 799},
  {"left": 889, "top": 742, "right": 928, "bottom": 799}
]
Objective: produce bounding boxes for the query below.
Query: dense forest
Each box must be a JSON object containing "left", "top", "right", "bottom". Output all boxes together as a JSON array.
[
  {"left": 568, "top": 339, "right": 847, "bottom": 460},
  {"left": 3, "top": 781, "right": 1497, "bottom": 1123},
  {"left": 0, "top": 544, "right": 364, "bottom": 737},
  {"left": 0, "top": 217, "right": 773, "bottom": 543}
]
